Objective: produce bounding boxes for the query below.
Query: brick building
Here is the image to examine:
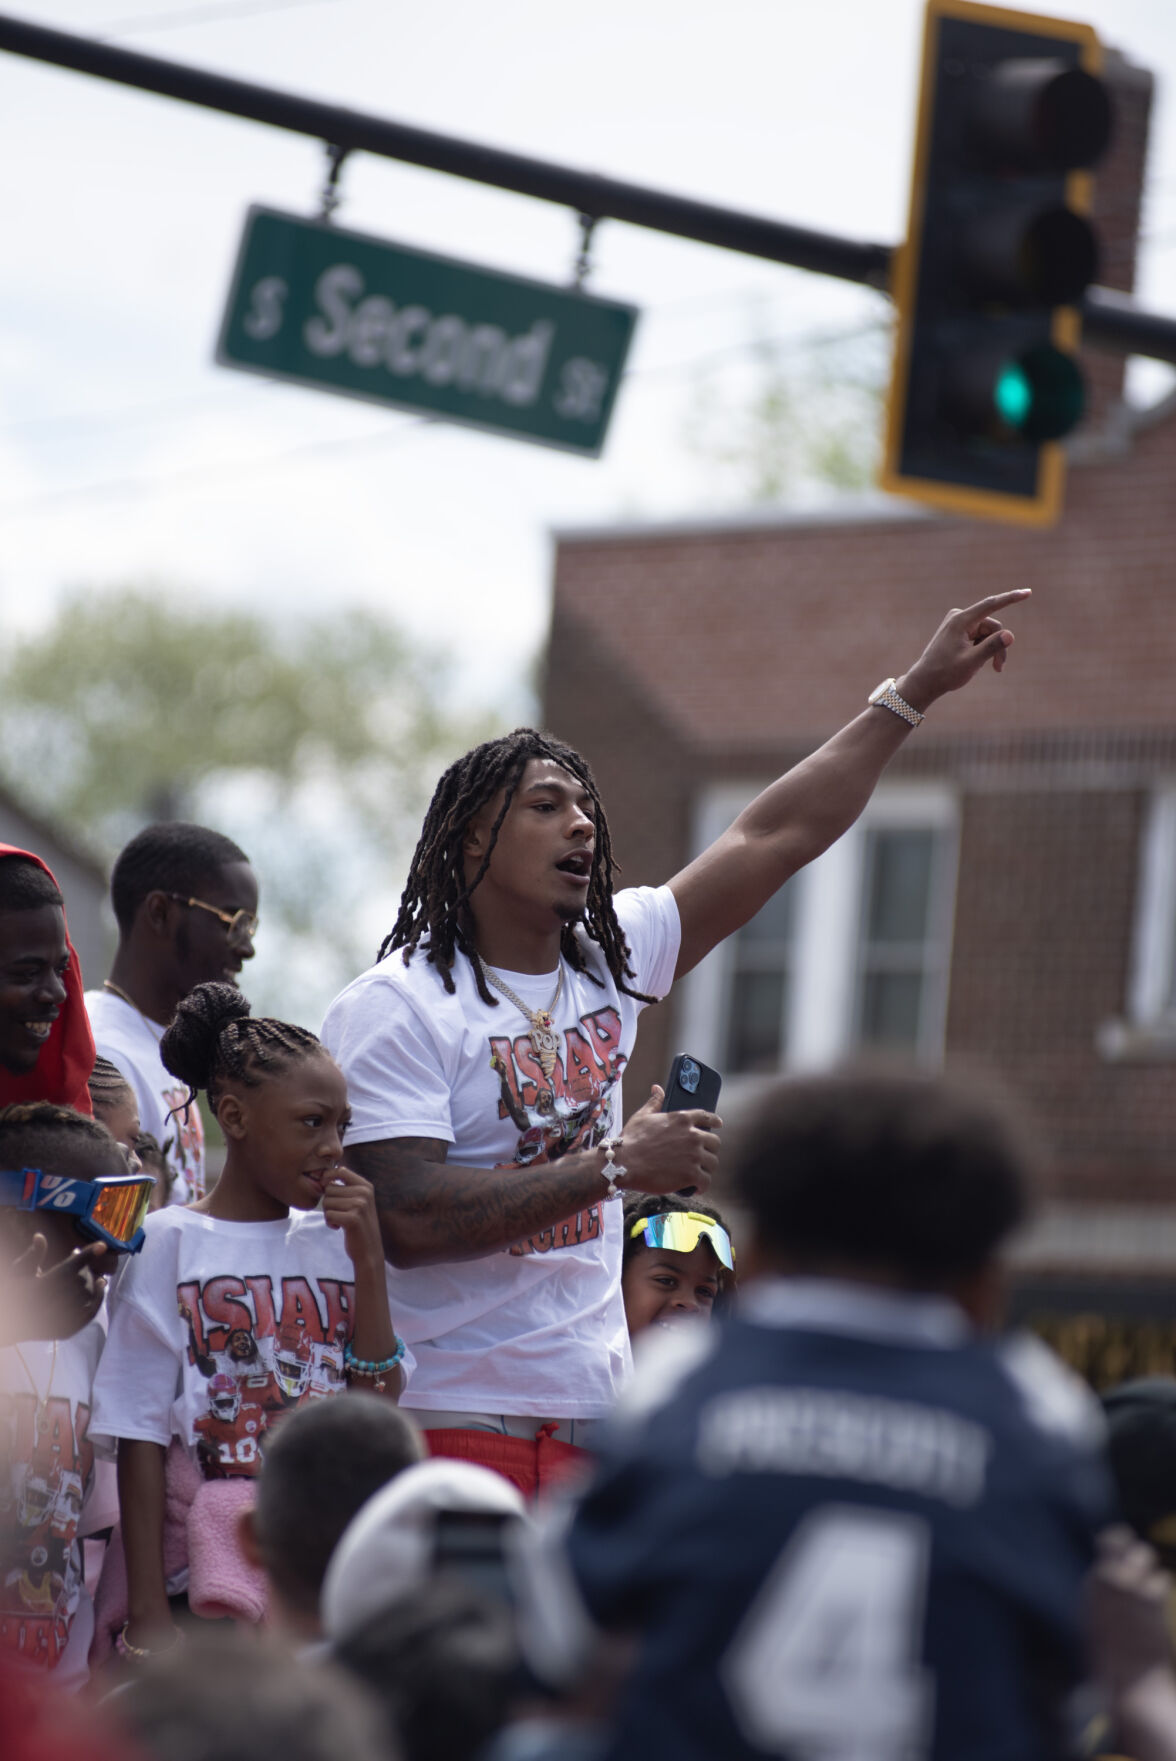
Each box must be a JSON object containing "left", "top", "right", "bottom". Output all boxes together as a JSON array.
[{"left": 541, "top": 54, "right": 1176, "bottom": 1382}]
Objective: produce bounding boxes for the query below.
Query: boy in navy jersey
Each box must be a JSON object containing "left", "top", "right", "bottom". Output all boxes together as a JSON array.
[{"left": 547, "top": 1069, "right": 1115, "bottom": 1761}]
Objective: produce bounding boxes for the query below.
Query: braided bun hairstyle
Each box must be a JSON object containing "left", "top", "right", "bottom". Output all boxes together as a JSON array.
[{"left": 161, "top": 982, "right": 321, "bottom": 1111}]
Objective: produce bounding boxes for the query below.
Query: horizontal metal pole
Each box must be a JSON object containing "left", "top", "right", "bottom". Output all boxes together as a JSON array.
[
  {"left": 3, "top": 13, "right": 1176, "bottom": 360},
  {"left": 1081, "top": 286, "right": 1176, "bottom": 367},
  {"left": 0, "top": 13, "right": 891, "bottom": 287}
]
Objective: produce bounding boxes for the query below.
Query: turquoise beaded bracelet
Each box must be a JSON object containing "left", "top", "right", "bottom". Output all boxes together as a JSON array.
[{"left": 344, "top": 1337, "right": 406, "bottom": 1377}]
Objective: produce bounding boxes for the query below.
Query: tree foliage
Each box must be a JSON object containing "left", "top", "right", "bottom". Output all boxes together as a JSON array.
[
  {"left": 0, "top": 587, "right": 468, "bottom": 830},
  {"left": 684, "top": 314, "right": 890, "bottom": 505},
  {"left": 0, "top": 587, "right": 505, "bottom": 1021}
]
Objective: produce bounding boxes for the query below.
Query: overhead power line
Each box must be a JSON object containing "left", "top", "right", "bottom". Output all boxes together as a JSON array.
[
  {"left": 0, "top": 414, "right": 436, "bottom": 518},
  {"left": 0, "top": 305, "right": 886, "bottom": 446},
  {"left": 0, "top": 317, "right": 891, "bottom": 516}
]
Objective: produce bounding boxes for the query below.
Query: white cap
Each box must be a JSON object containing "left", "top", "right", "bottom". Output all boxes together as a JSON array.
[{"left": 321, "top": 1457, "right": 527, "bottom": 1643}]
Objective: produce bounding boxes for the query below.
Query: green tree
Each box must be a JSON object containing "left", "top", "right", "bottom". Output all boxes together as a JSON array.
[
  {"left": 684, "top": 311, "right": 891, "bottom": 505},
  {"left": 0, "top": 587, "right": 506, "bottom": 1022}
]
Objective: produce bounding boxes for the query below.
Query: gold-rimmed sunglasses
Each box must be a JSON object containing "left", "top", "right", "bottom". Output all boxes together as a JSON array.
[{"left": 167, "top": 893, "right": 258, "bottom": 947}]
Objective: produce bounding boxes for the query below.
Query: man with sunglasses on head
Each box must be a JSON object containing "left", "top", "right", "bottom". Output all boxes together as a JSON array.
[{"left": 85, "top": 824, "right": 259, "bottom": 1205}]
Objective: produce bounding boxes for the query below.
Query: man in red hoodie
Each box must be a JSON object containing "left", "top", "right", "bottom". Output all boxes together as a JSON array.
[
  {"left": 0, "top": 845, "right": 107, "bottom": 1345},
  {"left": 0, "top": 844, "right": 95, "bottom": 1114}
]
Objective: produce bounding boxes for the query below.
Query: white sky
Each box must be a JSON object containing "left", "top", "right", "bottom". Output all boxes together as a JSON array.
[{"left": 2, "top": 0, "right": 1176, "bottom": 714}]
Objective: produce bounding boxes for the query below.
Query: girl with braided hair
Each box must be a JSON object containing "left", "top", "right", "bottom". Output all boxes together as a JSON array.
[{"left": 90, "top": 982, "right": 409, "bottom": 1656}]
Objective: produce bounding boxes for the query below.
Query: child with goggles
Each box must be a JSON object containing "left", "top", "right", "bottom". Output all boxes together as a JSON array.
[
  {"left": 621, "top": 1193, "right": 737, "bottom": 1340},
  {"left": 0, "top": 1100, "right": 143, "bottom": 1692}
]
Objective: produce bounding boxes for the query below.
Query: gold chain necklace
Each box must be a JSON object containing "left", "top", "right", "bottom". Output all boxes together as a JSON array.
[
  {"left": 477, "top": 958, "right": 564, "bottom": 1085},
  {"left": 12, "top": 1342, "right": 58, "bottom": 1437},
  {"left": 102, "top": 979, "right": 165, "bottom": 1037}
]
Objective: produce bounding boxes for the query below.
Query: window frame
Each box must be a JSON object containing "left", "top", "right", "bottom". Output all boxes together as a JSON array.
[
  {"left": 673, "top": 781, "right": 960, "bottom": 1087},
  {"left": 1125, "top": 782, "right": 1176, "bottom": 1027}
]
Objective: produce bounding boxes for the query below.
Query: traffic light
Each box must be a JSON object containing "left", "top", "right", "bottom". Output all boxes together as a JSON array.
[{"left": 880, "top": 0, "right": 1113, "bottom": 528}]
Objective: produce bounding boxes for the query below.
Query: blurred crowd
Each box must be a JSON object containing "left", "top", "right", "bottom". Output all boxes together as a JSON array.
[{"left": 10, "top": 599, "right": 1176, "bottom": 1760}]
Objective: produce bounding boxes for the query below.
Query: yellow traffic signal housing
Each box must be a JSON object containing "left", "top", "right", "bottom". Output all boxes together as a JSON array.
[{"left": 880, "top": 0, "right": 1111, "bottom": 528}]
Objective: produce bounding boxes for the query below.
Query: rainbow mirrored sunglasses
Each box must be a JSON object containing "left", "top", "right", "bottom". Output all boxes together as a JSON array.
[
  {"left": 0, "top": 1168, "right": 156, "bottom": 1254},
  {"left": 630, "top": 1210, "right": 735, "bottom": 1271}
]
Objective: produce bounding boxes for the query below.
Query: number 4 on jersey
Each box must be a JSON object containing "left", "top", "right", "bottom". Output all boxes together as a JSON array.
[{"left": 721, "top": 1506, "right": 934, "bottom": 1761}]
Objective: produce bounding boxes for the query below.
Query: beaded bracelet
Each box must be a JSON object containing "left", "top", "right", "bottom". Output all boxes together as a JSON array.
[{"left": 344, "top": 1337, "right": 405, "bottom": 1378}]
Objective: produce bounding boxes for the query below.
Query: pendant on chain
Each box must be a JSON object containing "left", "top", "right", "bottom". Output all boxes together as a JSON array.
[{"left": 530, "top": 1012, "right": 560, "bottom": 1085}]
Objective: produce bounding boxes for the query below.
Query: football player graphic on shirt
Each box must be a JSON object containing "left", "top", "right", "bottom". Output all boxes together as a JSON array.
[
  {"left": 490, "top": 1034, "right": 630, "bottom": 1259},
  {"left": 272, "top": 1323, "right": 313, "bottom": 1409},
  {"left": 489, "top": 1040, "right": 628, "bottom": 1172},
  {"left": 181, "top": 1306, "right": 276, "bottom": 1412},
  {"left": 17, "top": 1465, "right": 54, "bottom": 1536},
  {"left": 310, "top": 1324, "right": 347, "bottom": 1400},
  {"left": 193, "top": 1375, "right": 266, "bottom": 1480},
  {"left": 212, "top": 1321, "right": 314, "bottom": 1426},
  {"left": 1, "top": 1455, "right": 83, "bottom": 1665},
  {"left": 49, "top": 1470, "right": 83, "bottom": 1543}
]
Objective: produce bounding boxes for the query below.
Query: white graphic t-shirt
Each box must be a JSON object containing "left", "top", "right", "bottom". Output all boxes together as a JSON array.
[
  {"left": 85, "top": 989, "right": 206, "bottom": 1205},
  {"left": 320, "top": 884, "right": 681, "bottom": 1420},
  {"left": 0, "top": 1320, "right": 106, "bottom": 1690},
  {"left": 90, "top": 1208, "right": 411, "bottom": 1478}
]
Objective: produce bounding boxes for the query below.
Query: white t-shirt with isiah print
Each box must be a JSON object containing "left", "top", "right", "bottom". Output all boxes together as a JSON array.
[
  {"left": 0, "top": 1320, "right": 107, "bottom": 1691},
  {"left": 321, "top": 884, "right": 682, "bottom": 1422}
]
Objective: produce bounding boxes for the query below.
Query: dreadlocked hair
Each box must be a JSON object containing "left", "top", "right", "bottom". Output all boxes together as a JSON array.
[
  {"left": 160, "top": 982, "right": 323, "bottom": 1112},
  {"left": 377, "top": 728, "right": 654, "bottom": 1007}
]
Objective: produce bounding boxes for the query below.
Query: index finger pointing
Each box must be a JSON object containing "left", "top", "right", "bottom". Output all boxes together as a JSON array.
[{"left": 956, "top": 589, "right": 1032, "bottom": 623}]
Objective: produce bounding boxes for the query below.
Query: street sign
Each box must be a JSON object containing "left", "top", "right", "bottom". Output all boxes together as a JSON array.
[{"left": 216, "top": 206, "right": 638, "bottom": 456}]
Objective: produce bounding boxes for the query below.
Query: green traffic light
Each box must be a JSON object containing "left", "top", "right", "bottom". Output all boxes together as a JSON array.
[
  {"left": 994, "top": 364, "right": 1033, "bottom": 428},
  {"left": 991, "top": 346, "right": 1086, "bottom": 443}
]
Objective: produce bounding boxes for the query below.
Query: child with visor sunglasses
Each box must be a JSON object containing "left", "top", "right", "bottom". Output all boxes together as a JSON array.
[
  {"left": 0, "top": 1102, "right": 145, "bottom": 1692},
  {"left": 620, "top": 1192, "right": 737, "bottom": 1340}
]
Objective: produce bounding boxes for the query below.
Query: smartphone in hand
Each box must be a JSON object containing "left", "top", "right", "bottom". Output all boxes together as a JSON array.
[{"left": 662, "top": 1054, "right": 722, "bottom": 1195}]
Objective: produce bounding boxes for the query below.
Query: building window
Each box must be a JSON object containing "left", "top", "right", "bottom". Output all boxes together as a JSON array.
[
  {"left": 675, "top": 783, "right": 958, "bottom": 1082},
  {"left": 855, "top": 825, "right": 953, "bottom": 1058},
  {"left": 725, "top": 878, "right": 796, "bottom": 1075},
  {"left": 1131, "top": 787, "right": 1176, "bottom": 1020},
  {"left": 1100, "top": 784, "right": 1176, "bottom": 1059}
]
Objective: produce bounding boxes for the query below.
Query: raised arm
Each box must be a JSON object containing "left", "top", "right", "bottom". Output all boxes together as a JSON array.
[
  {"left": 668, "top": 590, "right": 1030, "bottom": 977},
  {"left": 347, "top": 1089, "right": 720, "bottom": 1269}
]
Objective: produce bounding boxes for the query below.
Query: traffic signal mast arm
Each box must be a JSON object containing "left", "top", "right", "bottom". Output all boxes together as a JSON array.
[{"left": 0, "top": 8, "right": 1172, "bottom": 366}]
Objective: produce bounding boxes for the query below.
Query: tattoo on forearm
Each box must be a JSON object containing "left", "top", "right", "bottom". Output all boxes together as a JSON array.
[{"left": 346, "top": 1136, "right": 605, "bottom": 1264}]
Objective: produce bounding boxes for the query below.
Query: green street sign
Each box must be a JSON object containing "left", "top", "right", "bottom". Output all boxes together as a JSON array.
[{"left": 216, "top": 206, "right": 638, "bottom": 456}]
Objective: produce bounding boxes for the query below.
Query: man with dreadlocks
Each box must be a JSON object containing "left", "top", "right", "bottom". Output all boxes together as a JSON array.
[{"left": 322, "top": 590, "right": 1029, "bottom": 1484}]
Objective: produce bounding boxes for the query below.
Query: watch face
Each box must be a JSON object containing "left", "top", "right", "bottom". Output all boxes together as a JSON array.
[{"left": 868, "top": 678, "right": 896, "bottom": 705}]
